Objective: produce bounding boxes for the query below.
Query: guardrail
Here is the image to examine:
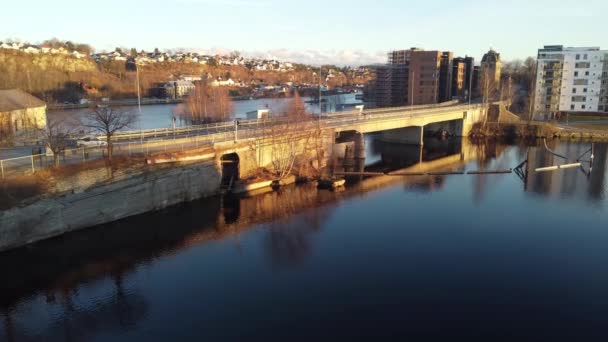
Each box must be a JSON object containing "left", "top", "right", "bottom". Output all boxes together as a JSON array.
[
  {"left": 106, "top": 100, "right": 470, "bottom": 141},
  {"left": 1, "top": 102, "right": 483, "bottom": 180}
]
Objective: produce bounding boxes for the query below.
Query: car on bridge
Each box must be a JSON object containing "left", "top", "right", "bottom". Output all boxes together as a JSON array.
[{"left": 76, "top": 135, "right": 107, "bottom": 148}]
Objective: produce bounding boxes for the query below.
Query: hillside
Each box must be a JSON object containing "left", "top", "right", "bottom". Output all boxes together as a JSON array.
[{"left": 0, "top": 49, "right": 372, "bottom": 104}]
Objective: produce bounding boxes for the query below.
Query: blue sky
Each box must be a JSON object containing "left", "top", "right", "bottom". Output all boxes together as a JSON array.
[{"left": 2, "top": 0, "right": 606, "bottom": 65}]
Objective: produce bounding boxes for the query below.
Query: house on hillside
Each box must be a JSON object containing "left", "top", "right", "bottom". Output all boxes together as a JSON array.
[
  {"left": 149, "top": 81, "right": 195, "bottom": 99},
  {"left": 0, "top": 89, "right": 47, "bottom": 139},
  {"left": 210, "top": 78, "right": 235, "bottom": 87},
  {"left": 182, "top": 75, "right": 202, "bottom": 82},
  {"left": 23, "top": 45, "right": 41, "bottom": 54}
]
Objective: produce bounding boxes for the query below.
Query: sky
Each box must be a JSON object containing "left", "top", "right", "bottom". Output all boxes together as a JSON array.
[{"left": 2, "top": 0, "right": 607, "bottom": 66}]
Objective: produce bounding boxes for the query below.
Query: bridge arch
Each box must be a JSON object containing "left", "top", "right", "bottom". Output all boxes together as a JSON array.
[{"left": 220, "top": 153, "right": 240, "bottom": 185}]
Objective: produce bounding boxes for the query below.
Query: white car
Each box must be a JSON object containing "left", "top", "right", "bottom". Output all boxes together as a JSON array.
[{"left": 76, "top": 135, "right": 107, "bottom": 148}]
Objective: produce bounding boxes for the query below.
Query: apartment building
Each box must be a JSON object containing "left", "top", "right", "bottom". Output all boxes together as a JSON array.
[
  {"left": 371, "top": 48, "right": 455, "bottom": 107},
  {"left": 534, "top": 45, "right": 608, "bottom": 117},
  {"left": 371, "top": 64, "right": 409, "bottom": 107},
  {"left": 452, "top": 60, "right": 466, "bottom": 100},
  {"left": 452, "top": 56, "right": 475, "bottom": 100}
]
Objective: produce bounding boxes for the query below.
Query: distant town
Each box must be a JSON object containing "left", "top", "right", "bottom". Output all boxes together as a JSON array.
[
  {"left": 0, "top": 38, "right": 372, "bottom": 106},
  {"left": 1, "top": 37, "right": 608, "bottom": 148}
]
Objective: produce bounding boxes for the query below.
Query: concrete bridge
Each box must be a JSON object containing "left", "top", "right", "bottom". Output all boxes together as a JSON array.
[
  {"left": 0, "top": 102, "right": 486, "bottom": 179},
  {"left": 110, "top": 102, "right": 485, "bottom": 146},
  {"left": 326, "top": 103, "right": 484, "bottom": 145},
  {"left": 207, "top": 102, "right": 487, "bottom": 180}
]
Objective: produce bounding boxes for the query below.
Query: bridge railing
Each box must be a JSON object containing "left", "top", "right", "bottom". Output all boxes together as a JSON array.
[{"left": 104, "top": 100, "right": 472, "bottom": 140}]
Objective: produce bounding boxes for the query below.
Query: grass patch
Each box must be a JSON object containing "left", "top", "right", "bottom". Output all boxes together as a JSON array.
[
  {"left": 0, "top": 175, "right": 47, "bottom": 210},
  {"left": 559, "top": 114, "right": 608, "bottom": 122},
  {"left": 568, "top": 122, "right": 608, "bottom": 131},
  {"left": 0, "top": 154, "right": 148, "bottom": 209}
]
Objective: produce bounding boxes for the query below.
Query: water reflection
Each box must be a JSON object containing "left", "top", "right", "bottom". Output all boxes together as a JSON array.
[
  {"left": 1, "top": 138, "right": 607, "bottom": 340},
  {"left": 520, "top": 140, "right": 607, "bottom": 201}
]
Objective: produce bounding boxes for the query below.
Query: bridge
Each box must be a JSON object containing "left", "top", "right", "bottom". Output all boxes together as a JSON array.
[
  {"left": 109, "top": 101, "right": 485, "bottom": 145},
  {"left": 0, "top": 102, "right": 487, "bottom": 179}
]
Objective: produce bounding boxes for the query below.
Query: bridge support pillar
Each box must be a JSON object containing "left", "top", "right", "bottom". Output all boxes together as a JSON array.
[{"left": 354, "top": 133, "right": 365, "bottom": 159}]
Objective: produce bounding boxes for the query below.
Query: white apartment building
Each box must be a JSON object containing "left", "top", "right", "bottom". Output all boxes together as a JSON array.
[{"left": 534, "top": 45, "right": 608, "bottom": 118}]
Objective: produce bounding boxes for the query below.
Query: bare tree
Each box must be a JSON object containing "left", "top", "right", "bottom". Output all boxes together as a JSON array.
[
  {"left": 268, "top": 92, "right": 320, "bottom": 179},
  {"left": 500, "top": 76, "right": 516, "bottom": 112},
  {"left": 480, "top": 67, "right": 498, "bottom": 128},
  {"left": 480, "top": 67, "right": 497, "bottom": 106},
  {"left": 209, "top": 86, "right": 233, "bottom": 122},
  {"left": 40, "top": 114, "right": 77, "bottom": 167},
  {"left": 181, "top": 82, "right": 233, "bottom": 124},
  {"left": 82, "top": 105, "right": 138, "bottom": 162}
]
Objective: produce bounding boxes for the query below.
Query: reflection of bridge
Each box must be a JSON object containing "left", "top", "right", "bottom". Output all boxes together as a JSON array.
[
  {"left": 0, "top": 137, "right": 510, "bottom": 341},
  {"left": 338, "top": 137, "right": 491, "bottom": 194}
]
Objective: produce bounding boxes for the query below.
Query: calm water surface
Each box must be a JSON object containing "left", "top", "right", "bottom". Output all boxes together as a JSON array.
[
  {"left": 1, "top": 137, "right": 607, "bottom": 341},
  {"left": 49, "top": 94, "right": 360, "bottom": 130}
]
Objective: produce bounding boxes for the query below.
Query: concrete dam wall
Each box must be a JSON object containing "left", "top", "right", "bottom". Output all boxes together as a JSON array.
[{"left": 0, "top": 161, "right": 221, "bottom": 252}]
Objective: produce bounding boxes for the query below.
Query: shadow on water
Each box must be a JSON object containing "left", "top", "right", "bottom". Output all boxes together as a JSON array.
[{"left": 0, "top": 183, "right": 351, "bottom": 336}]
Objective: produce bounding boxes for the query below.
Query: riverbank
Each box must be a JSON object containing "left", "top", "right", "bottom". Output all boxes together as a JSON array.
[
  {"left": 0, "top": 157, "right": 221, "bottom": 252},
  {"left": 47, "top": 95, "right": 253, "bottom": 110},
  {"left": 2, "top": 139, "right": 607, "bottom": 341},
  {"left": 470, "top": 121, "right": 608, "bottom": 142}
]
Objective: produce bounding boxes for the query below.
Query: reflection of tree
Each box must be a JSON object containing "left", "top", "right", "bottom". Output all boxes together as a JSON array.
[
  {"left": 2, "top": 310, "right": 16, "bottom": 342},
  {"left": 1, "top": 275, "right": 148, "bottom": 342},
  {"left": 266, "top": 219, "right": 316, "bottom": 268},
  {"left": 238, "top": 184, "right": 332, "bottom": 268}
]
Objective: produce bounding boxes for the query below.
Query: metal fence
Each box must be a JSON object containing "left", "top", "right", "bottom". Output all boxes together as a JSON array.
[{"left": 0, "top": 130, "right": 238, "bottom": 179}]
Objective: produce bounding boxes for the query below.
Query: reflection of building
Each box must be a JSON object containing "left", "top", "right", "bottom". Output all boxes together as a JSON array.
[
  {"left": 0, "top": 89, "right": 47, "bottom": 137},
  {"left": 524, "top": 142, "right": 607, "bottom": 201},
  {"left": 533, "top": 45, "right": 608, "bottom": 118}
]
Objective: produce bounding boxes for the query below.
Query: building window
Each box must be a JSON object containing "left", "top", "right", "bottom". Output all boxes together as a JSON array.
[
  {"left": 582, "top": 104, "right": 586, "bottom": 109},
  {"left": 583, "top": 88, "right": 588, "bottom": 93},
  {"left": 576, "top": 54, "right": 580, "bottom": 60},
  {"left": 585, "top": 71, "right": 589, "bottom": 76},
  {"left": 583, "top": 54, "right": 588, "bottom": 60},
  {"left": 574, "top": 71, "right": 578, "bottom": 76},
  {"left": 571, "top": 104, "right": 575, "bottom": 110},
  {"left": 573, "top": 88, "right": 577, "bottom": 93}
]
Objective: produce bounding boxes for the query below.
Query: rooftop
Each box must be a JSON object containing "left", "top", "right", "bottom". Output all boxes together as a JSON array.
[{"left": 0, "top": 89, "right": 46, "bottom": 112}]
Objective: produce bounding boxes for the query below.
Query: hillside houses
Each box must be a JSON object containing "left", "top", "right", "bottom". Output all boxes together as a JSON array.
[
  {"left": 1, "top": 40, "right": 302, "bottom": 73},
  {"left": 0, "top": 42, "right": 87, "bottom": 58}
]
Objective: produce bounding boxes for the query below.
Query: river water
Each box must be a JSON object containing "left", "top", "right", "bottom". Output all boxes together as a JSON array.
[
  {"left": 48, "top": 94, "right": 361, "bottom": 130},
  {"left": 1, "top": 137, "right": 607, "bottom": 340}
]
